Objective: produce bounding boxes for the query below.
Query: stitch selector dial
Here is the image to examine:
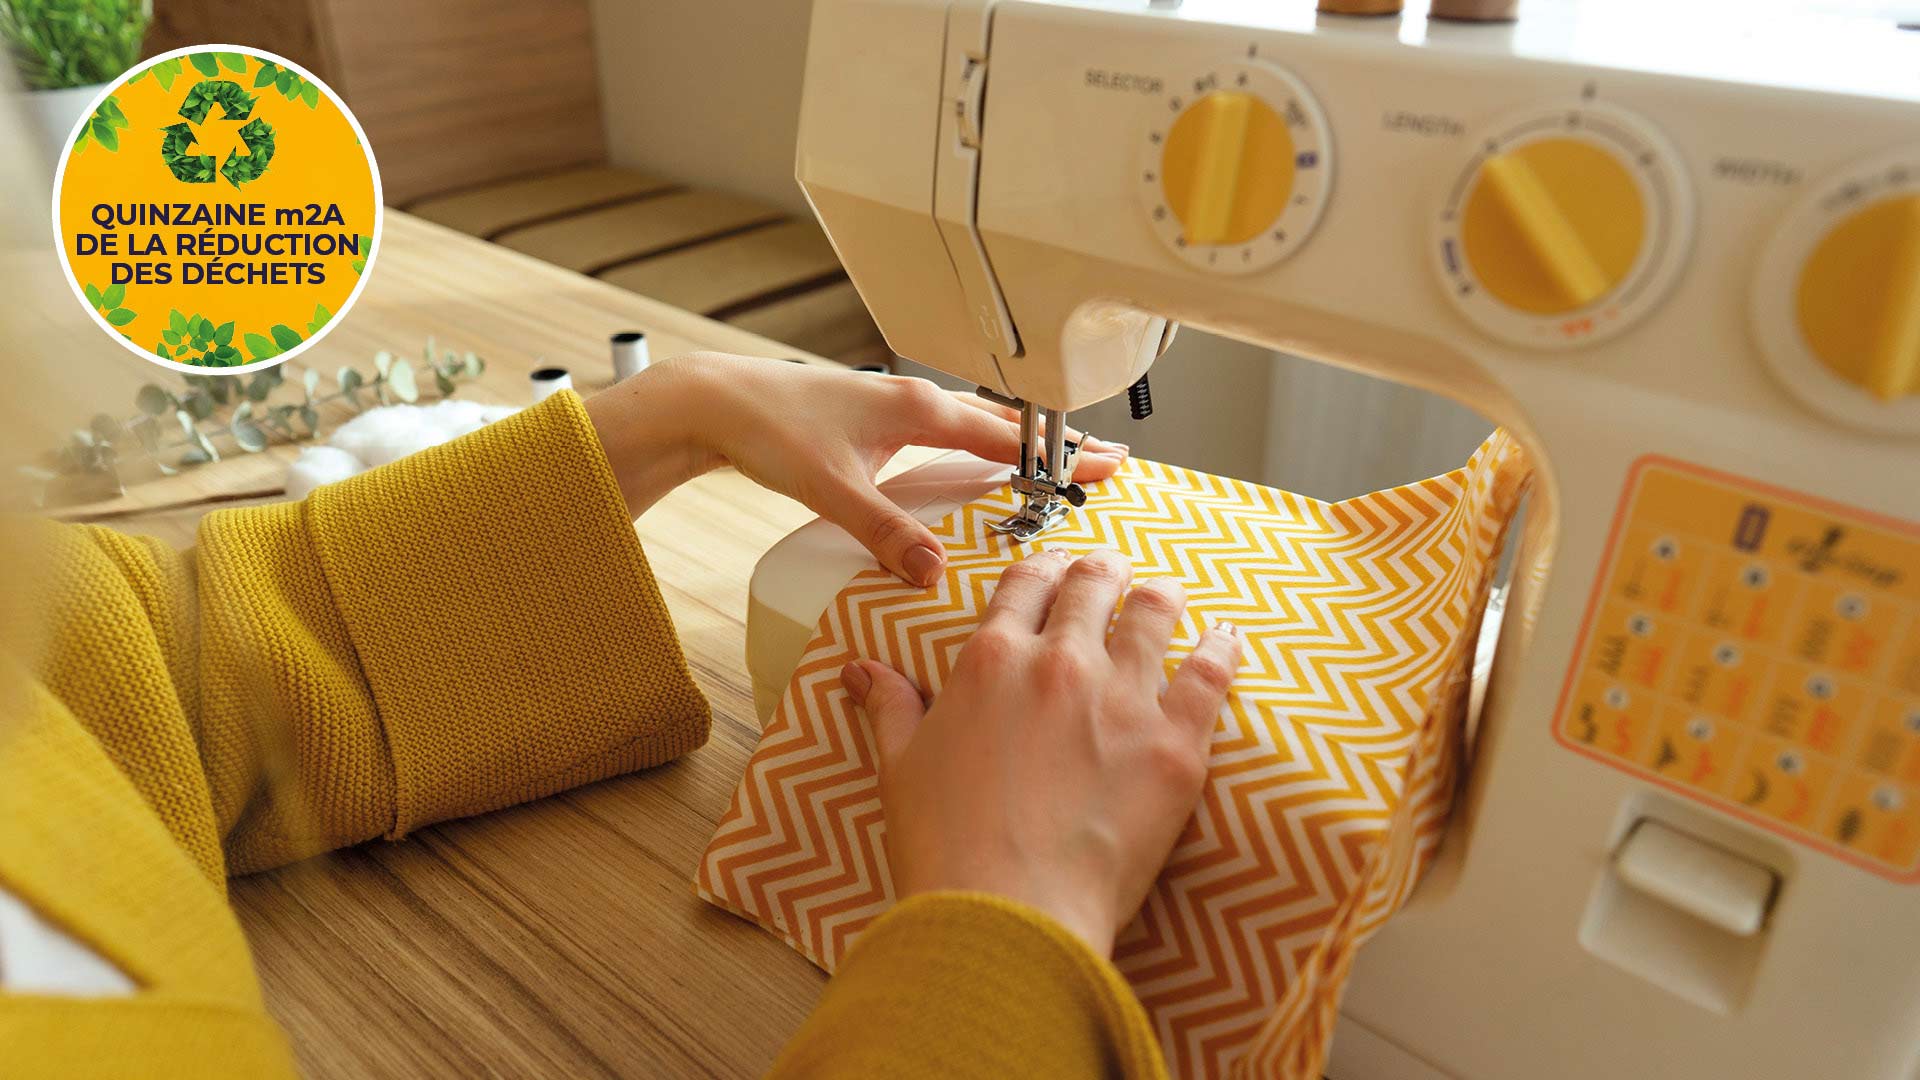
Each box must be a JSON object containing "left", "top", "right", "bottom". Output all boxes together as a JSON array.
[
  {"left": 1141, "top": 60, "right": 1332, "bottom": 273},
  {"left": 1435, "top": 103, "right": 1693, "bottom": 348}
]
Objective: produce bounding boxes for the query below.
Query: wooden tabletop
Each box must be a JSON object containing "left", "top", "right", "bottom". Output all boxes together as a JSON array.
[{"left": 103, "top": 212, "right": 903, "bottom": 1077}]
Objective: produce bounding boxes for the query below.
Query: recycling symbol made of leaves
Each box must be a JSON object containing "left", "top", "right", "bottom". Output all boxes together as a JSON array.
[{"left": 160, "top": 80, "right": 276, "bottom": 188}]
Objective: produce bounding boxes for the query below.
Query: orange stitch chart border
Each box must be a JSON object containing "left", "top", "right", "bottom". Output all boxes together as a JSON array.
[{"left": 1550, "top": 454, "right": 1920, "bottom": 883}]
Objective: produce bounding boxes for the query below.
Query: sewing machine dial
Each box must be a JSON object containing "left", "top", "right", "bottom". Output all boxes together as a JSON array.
[
  {"left": 1750, "top": 148, "right": 1920, "bottom": 435},
  {"left": 1138, "top": 60, "right": 1332, "bottom": 274},
  {"left": 1433, "top": 103, "right": 1693, "bottom": 349}
]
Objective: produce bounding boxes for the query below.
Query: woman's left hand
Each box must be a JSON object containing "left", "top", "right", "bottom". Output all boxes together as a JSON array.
[{"left": 585, "top": 353, "right": 1129, "bottom": 586}]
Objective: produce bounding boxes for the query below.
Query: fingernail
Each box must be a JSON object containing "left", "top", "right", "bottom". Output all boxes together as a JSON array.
[
  {"left": 841, "top": 662, "right": 872, "bottom": 704},
  {"left": 904, "top": 545, "right": 944, "bottom": 587},
  {"left": 1213, "top": 619, "right": 1239, "bottom": 638}
]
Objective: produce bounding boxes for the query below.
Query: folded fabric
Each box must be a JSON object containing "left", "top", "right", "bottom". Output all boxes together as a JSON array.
[{"left": 699, "top": 431, "right": 1531, "bottom": 1077}]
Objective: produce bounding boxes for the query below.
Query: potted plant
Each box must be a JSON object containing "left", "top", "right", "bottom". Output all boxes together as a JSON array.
[{"left": 1, "top": 0, "right": 150, "bottom": 162}]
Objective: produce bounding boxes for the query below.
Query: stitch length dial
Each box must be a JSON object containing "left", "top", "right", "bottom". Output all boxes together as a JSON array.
[
  {"left": 1434, "top": 103, "right": 1693, "bottom": 348},
  {"left": 1140, "top": 59, "right": 1333, "bottom": 274}
]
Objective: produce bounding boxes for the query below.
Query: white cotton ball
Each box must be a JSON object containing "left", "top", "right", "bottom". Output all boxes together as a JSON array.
[
  {"left": 285, "top": 400, "right": 523, "bottom": 496},
  {"left": 325, "top": 401, "right": 523, "bottom": 467},
  {"left": 286, "top": 445, "right": 368, "bottom": 499},
  {"left": 327, "top": 405, "right": 449, "bottom": 467}
]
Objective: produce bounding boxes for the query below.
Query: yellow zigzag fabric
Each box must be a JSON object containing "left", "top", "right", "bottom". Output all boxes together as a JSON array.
[{"left": 699, "top": 432, "right": 1531, "bottom": 1077}]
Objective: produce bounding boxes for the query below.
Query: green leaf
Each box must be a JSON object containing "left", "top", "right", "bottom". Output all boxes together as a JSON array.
[
  {"left": 170, "top": 310, "right": 189, "bottom": 334},
  {"left": 232, "top": 419, "right": 267, "bottom": 453},
  {"left": 254, "top": 63, "right": 278, "bottom": 88},
  {"left": 435, "top": 371, "right": 457, "bottom": 396},
  {"left": 275, "top": 69, "right": 295, "bottom": 96},
  {"left": 299, "top": 81, "right": 319, "bottom": 108},
  {"left": 215, "top": 345, "right": 241, "bottom": 363},
  {"left": 91, "top": 118, "right": 118, "bottom": 152},
  {"left": 84, "top": 283, "right": 103, "bottom": 308},
  {"left": 101, "top": 97, "right": 127, "bottom": 128},
  {"left": 72, "top": 125, "right": 90, "bottom": 154},
  {"left": 269, "top": 325, "right": 302, "bottom": 352},
  {"left": 215, "top": 321, "right": 235, "bottom": 346},
  {"left": 220, "top": 52, "right": 248, "bottom": 73},
  {"left": 101, "top": 282, "right": 125, "bottom": 309},
  {"left": 186, "top": 392, "right": 216, "bottom": 421},
  {"left": 244, "top": 333, "right": 279, "bottom": 361},
  {"left": 153, "top": 343, "right": 171, "bottom": 360},
  {"left": 130, "top": 416, "right": 161, "bottom": 453},
  {"left": 337, "top": 368, "right": 363, "bottom": 393},
  {"left": 142, "top": 384, "right": 180, "bottom": 418},
  {"left": 105, "top": 308, "right": 136, "bottom": 326},
  {"left": 154, "top": 60, "right": 180, "bottom": 91},
  {"left": 190, "top": 53, "right": 221, "bottom": 78},
  {"left": 387, "top": 360, "right": 418, "bottom": 403},
  {"left": 161, "top": 329, "right": 181, "bottom": 346}
]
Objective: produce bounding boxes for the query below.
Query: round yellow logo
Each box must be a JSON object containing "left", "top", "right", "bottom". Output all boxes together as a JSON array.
[{"left": 53, "top": 45, "right": 381, "bottom": 373}]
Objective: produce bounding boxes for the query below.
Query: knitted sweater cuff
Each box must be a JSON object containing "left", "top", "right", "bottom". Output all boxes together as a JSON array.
[
  {"left": 770, "top": 891, "right": 1168, "bottom": 1079},
  {"left": 306, "top": 390, "right": 710, "bottom": 835}
]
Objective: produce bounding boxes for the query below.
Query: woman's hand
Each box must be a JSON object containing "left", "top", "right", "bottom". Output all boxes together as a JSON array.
[
  {"left": 585, "top": 353, "right": 1128, "bottom": 586},
  {"left": 841, "top": 549, "right": 1243, "bottom": 954}
]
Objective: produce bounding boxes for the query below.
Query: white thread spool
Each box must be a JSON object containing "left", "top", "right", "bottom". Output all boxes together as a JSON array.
[
  {"left": 530, "top": 366, "right": 573, "bottom": 402},
  {"left": 611, "top": 331, "right": 651, "bottom": 381}
]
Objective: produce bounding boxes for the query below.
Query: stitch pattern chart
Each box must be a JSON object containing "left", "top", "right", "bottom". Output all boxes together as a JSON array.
[{"left": 1554, "top": 458, "right": 1920, "bottom": 880}]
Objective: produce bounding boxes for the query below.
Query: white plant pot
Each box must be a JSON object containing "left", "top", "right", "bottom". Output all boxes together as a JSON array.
[{"left": 21, "top": 82, "right": 107, "bottom": 169}]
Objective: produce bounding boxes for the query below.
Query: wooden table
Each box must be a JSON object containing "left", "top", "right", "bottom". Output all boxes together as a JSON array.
[{"left": 86, "top": 212, "right": 903, "bottom": 1077}]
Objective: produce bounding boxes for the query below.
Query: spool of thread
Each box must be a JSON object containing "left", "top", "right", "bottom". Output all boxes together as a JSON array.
[
  {"left": 530, "top": 366, "right": 573, "bottom": 402},
  {"left": 1317, "top": 0, "right": 1402, "bottom": 14},
  {"left": 611, "top": 331, "right": 651, "bottom": 381},
  {"left": 1430, "top": 0, "right": 1518, "bottom": 20}
]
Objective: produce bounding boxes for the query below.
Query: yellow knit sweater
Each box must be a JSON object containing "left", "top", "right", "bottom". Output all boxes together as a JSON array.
[{"left": 0, "top": 392, "right": 1164, "bottom": 1079}]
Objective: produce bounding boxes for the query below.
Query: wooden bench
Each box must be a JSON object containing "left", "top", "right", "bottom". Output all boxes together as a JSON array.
[{"left": 151, "top": 0, "right": 892, "bottom": 368}]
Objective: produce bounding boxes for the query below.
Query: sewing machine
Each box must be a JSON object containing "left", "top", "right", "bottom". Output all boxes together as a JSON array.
[{"left": 746, "top": 0, "right": 1920, "bottom": 1075}]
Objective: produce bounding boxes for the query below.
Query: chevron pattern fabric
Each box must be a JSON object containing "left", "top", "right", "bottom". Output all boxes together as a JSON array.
[{"left": 699, "top": 432, "right": 1531, "bottom": 1077}]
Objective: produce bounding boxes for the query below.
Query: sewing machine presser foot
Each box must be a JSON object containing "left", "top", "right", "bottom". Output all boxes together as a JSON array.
[{"left": 979, "top": 391, "right": 1087, "bottom": 542}]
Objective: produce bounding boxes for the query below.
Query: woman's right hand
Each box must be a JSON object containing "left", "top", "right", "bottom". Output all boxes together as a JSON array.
[{"left": 840, "top": 549, "right": 1243, "bottom": 955}]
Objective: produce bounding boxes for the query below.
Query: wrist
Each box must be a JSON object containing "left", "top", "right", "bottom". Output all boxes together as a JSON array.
[{"left": 583, "top": 357, "right": 723, "bottom": 517}]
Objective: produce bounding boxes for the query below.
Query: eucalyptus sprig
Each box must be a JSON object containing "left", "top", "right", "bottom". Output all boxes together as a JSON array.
[{"left": 29, "top": 339, "right": 488, "bottom": 507}]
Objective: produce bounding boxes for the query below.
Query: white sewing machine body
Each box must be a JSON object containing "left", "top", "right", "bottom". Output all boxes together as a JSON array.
[{"left": 749, "top": 1, "right": 1920, "bottom": 1075}]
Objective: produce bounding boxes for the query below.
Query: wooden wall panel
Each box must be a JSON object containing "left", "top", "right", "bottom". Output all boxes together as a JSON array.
[
  {"left": 145, "top": 0, "right": 337, "bottom": 83},
  {"left": 153, "top": 0, "right": 610, "bottom": 206},
  {"left": 316, "top": 0, "right": 607, "bottom": 204}
]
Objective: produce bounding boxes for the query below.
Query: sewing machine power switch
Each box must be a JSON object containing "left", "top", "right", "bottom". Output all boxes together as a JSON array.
[{"left": 1613, "top": 819, "right": 1778, "bottom": 937}]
